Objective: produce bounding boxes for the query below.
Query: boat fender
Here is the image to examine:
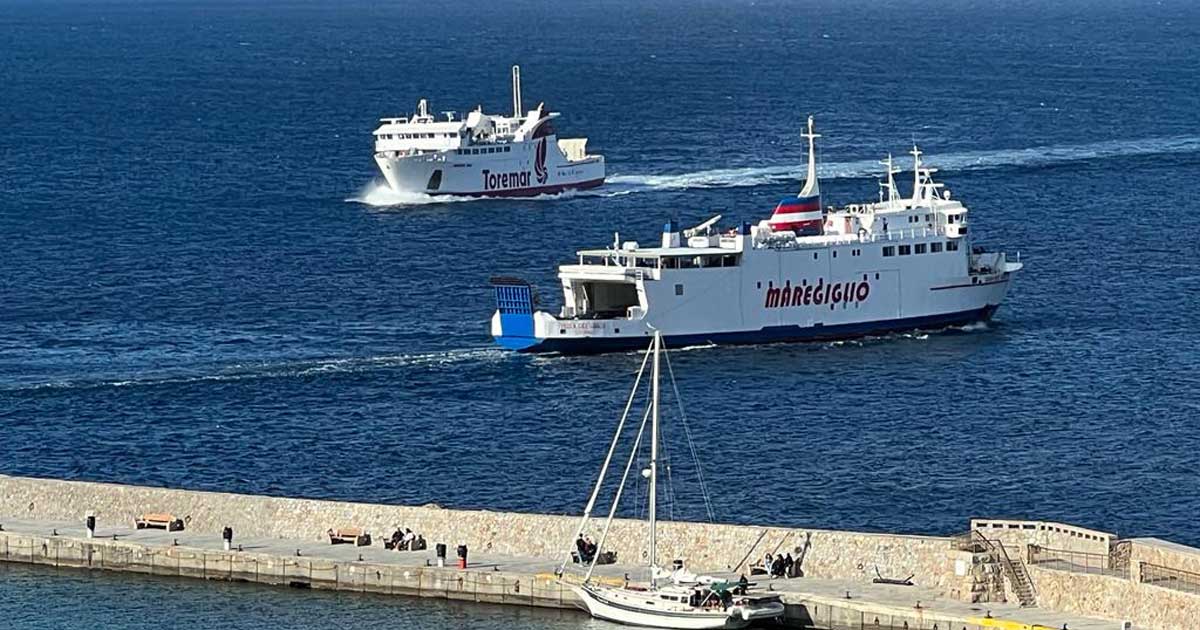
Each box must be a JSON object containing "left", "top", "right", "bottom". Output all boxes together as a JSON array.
[{"left": 741, "top": 607, "right": 751, "bottom": 621}]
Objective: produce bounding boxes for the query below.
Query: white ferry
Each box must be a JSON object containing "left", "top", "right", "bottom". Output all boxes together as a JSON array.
[
  {"left": 490, "top": 117, "right": 1022, "bottom": 353},
  {"left": 372, "top": 66, "right": 605, "bottom": 197}
]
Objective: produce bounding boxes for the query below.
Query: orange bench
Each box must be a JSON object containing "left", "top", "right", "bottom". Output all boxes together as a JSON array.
[
  {"left": 135, "top": 513, "right": 184, "bottom": 532},
  {"left": 327, "top": 527, "right": 371, "bottom": 547}
]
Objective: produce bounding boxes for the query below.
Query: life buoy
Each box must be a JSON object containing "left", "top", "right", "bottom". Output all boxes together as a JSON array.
[{"left": 857, "top": 228, "right": 868, "bottom": 239}]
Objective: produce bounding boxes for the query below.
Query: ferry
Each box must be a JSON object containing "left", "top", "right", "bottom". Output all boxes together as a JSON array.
[
  {"left": 371, "top": 66, "right": 605, "bottom": 197},
  {"left": 489, "top": 117, "right": 1022, "bottom": 353}
]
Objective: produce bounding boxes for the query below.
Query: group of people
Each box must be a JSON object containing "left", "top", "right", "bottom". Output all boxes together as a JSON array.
[
  {"left": 574, "top": 535, "right": 599, "bottom": 563},
  {"left": 387, "top": 527, "right": 426, "bottom": 551},
  {"left": 756, "top": 552, "right": 800, "bottom": 578}
]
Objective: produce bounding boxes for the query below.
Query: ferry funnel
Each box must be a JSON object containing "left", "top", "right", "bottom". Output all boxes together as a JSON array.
[{"left": 512, "top": 65, "right": 523, "bottom": 118}]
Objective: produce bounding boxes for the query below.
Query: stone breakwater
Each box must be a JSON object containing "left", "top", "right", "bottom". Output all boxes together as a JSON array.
[
  {"left": 0, "top": 474, "right": 956, "bottom": 590},
  {"left": 4, "top": 475, "right": 1200, "bottom": 629}
]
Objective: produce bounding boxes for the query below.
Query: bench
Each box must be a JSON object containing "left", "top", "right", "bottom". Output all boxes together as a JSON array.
[
  {"left": 135, "top": 513, "right": 184, "bottom": 532},
  {"left": 572, "top": 550, "right": 617, "bottom": 565},
  {"left": 327, "top": 528, "right": 371, "bottom": 547}
]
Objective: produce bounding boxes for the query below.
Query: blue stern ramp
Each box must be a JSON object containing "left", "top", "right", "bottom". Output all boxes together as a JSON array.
[{"left": 489, "top": 277, "right": 540, "bottom": 351}]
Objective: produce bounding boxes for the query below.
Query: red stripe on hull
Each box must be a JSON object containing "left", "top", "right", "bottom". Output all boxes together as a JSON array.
[{"left": 443, "top": 178, "right": 605, "bottom": 198}]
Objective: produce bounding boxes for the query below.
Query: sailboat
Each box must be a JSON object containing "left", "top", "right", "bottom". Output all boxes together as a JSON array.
[{"left": 561, "top": 333, "right": 785, "bottom": 629}]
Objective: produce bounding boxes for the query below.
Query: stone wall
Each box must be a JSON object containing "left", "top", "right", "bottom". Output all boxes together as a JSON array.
[
  {"left": 0, "top": 474, "right": 958, "bottom": 591},
  {"left": 1128, "top": 537, "right": 1200, "bottom": 581},
  {"left": 1030, "top": 564, "right": 1200, "bottom": 630},
  {"left": 970, "top": 518, "right": 1113, "bottom": 556}
]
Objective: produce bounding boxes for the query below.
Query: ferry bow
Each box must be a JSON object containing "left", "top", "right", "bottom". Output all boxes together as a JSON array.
[{"left": 491, "top": 117, "right": 1022, "bottom": 353}]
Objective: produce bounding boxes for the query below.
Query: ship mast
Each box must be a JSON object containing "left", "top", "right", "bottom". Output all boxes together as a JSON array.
[
  {"left": 648, "top": 331, "right": 660, "bottom": 588},
  {"left": 910, "top": 144, "right": 923, "bottom": 202},
  {"left": 879, "top": 153, "right": 900, "bottom": 208},
  {"left": 799, "top": 116, "right": 821, "bottom": 198}
]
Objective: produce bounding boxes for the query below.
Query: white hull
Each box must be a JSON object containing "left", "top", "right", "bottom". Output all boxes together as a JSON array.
[
  {"left": 573, "top": 584, "right": 772, "bottom": 629},
  {"left": 375, "top": 137, "right": 604, "bottom": 197}
]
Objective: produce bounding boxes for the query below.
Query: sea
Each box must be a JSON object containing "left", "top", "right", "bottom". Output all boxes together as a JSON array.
[{"left": 2, "top": 0, "right": 1199, "bottom": 627}]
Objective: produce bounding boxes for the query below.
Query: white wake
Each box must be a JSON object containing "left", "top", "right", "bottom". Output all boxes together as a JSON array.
[
  {"left": 608, "top": 135, "right": 1200, "bottom": 193},
  {"left": 346, "top": 135, "right": 1200, "bottom": 205}
]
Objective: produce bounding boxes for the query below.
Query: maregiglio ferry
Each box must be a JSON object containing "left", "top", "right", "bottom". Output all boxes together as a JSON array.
[
  {"left": 490, "top": 117, "right": 1022, "bottom": 353},
  {"left": 371, "top": 66, "right": 604, "bottom": 197}
]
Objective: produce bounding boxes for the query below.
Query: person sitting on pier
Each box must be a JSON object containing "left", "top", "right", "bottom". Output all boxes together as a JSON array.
[
  {"left": 753, "top": 553, "right": 772, "bottom": 576},
  {"left": 412, "top": 534, "right": 427, "bottom": 551},
  {"left": 783, "top": 553, "right": 795, "bottom": 578},
  {"left": 575, "top": 535, "right": 598, "bottom": 563},
  {"left": 771, "top": 554, "right": 786, "bottom": 578},
  {"left": 388, "top": 528, "right": 404, "bottom": 550},
  {"left": 401, "top": 528, "right": 416, "bottom": 550}
]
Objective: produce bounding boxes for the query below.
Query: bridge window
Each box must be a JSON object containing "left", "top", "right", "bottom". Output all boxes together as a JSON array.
[
  {"left": 898, "top": 245, "right": 911, "bottom": 255},
  {"left": 931, "top": 242, "right": 943, "bottom": 253},
  {"left": 675, "top": 284, "right": 684, "bottom": 296},
  {"left": 915, "top": 243, "right": 927, "bottom": 254},
  {"left": 882, "top": 246, "right": 895, "bottom": 257},
  {"left": 946, "top": 240, "right": 959, "bottom": 251}
]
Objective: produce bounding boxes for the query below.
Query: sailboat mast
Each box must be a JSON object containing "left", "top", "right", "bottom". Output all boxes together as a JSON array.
[{"left": 648, "top": 332, "right": 660, "bottom": 587}]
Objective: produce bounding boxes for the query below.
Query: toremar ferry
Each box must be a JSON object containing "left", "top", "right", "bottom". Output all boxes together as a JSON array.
[
  {"left": 490, "top": 117, "right": 1022, "bottom": 353},
  {"left": 372, "top": 66, "right": 604, "bottom": 197}
]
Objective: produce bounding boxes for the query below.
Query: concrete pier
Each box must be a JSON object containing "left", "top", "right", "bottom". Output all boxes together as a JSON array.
[{"left": 2, "top": 475, "right": 1196, "bottom": 629}]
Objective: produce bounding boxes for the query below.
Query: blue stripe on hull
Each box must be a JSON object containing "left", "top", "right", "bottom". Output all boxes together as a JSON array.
[{"left": 495, "top": 305, "right": 1000, "bottom": 355}]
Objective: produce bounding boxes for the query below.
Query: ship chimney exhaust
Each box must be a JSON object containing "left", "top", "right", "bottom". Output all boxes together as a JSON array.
[{"left": 511, "top": 65, "right": 523, "bottom": 118}]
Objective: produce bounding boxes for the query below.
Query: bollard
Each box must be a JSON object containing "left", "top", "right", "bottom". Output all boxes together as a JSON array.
[
  {"left": 85, "top": 515, "right": 96, "bottom": 540},
  {"left": 435, "top": 543, "right": 447, "bottom": 568},
  {"left": 222, "top": 526, "right": 233, "bottom": 552},
  {"left": 457, "top": 544, "right": 468, "bottom": 570}
]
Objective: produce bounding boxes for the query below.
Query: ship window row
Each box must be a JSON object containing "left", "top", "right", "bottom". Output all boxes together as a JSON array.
[
  {"left": 882, "top": 241, "right": 959, "bottom": 257},
  {"left": 662, "top": 254, "right": 739, "bottom": 269},
  {"left": 378, "top": 132, "right": 461, "bottom": 140},
  {"left": 456, "top": 146, "right": 512, "bottom": 155}
]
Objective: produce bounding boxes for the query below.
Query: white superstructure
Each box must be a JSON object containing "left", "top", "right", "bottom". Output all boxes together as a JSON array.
[
  {"left": 491, "top": 117, "right": 1022, "bottom": 353},
  {"left": 372, "top": 66, "right": 605, "bottom": 197}
]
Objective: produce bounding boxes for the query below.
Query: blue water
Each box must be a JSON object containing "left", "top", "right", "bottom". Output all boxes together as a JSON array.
[{"left": 2, "top": 0, "right": 1200, "bottom": 624}]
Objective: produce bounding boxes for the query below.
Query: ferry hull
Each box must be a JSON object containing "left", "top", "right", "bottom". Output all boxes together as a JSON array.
[
  {"left": 374, "top": 139, "right": 605, "bottom": 198},
  {"left": 495, "top": 304, "right": 999, "bottom": 354}
]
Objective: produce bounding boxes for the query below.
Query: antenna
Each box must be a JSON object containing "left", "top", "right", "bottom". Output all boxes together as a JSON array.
[
  {"left": 511, "top": 65, "right": 523, "bottom": 118},
  {"left": 416, "top": 99, "right": 428, "bottom": 119}
]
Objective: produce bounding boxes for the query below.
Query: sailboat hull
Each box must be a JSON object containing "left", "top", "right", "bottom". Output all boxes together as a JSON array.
[{"left": 572, "top": 584, "right": 754, "bottom": 629}]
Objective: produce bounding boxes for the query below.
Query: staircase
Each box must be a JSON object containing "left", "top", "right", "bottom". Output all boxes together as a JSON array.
[
  {"left": 955, "top": 531, "right": 1038, "bottom": 607},
  {"left": 997, "top": 541, "right": 1038, "bottom": 607}
]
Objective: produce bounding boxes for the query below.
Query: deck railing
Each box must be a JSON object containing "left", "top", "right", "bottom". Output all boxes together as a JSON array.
[
  {"left": 1027, "top": 545, "right": 1129, "bottom": 579},
  {"left": 1140, "top": 562, "right": 1200, "bottom": 595}
]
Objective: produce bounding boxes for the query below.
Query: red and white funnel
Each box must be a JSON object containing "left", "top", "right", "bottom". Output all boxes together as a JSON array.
[{"left": 768, "top": 116, "right": 822, "bottom": 235}]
